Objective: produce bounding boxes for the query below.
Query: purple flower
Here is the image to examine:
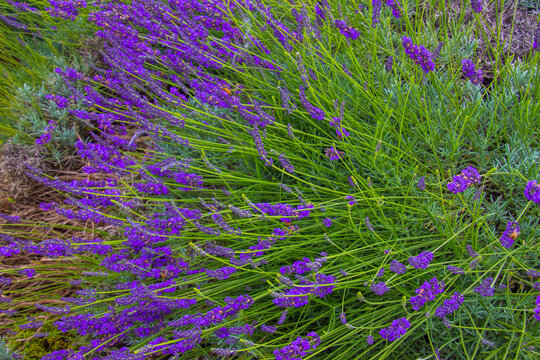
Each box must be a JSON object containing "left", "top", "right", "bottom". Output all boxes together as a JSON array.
[
  {"left": 345, "top": 195, "right": 356, "bottom": 206},
  {"left": 36, "top": 120, "right": 57, "bottom": 146},
  {"left": 18, "top": 269, "right": 36, "bottom": 278},
  {"left": 44, "top": 94, "right": 69, "bottom": 108},
  {"left": 277, "top": 310, "right": 288, "bottom": 325},
  {"left": 279, "top": 153, "right": 295, "bottom": 173},
  {"left": 467, "top": 245, "right": 478, "bottom": 258},
  {"left": 434, "top": 292, "right": 464, "bottom": 318},
  {"left": 273, "top": 332, "right": 320, "bottom": 360},
  {"left": 372, "top": 0, "right": 382, "bottom": 28},
  {"left": 0, "top": 213, "right": 21, "bottom": 223},
  {"left": 534, "top": 295, "right": 540, "bottom": 321},
  {"left": 499, "top": 221, "right": 520, "bottom": 249},
  {"left": 376, "top": 268, "right": 385, "bottom": 277},
  {"left": 20, "top": 320, "right": 43, "bottom": 329},
  {"left": 340, "top": 312, "right": 347, "bottom": 324},
  {"left": 470, "top": 0, "right": 483, "bottom": 13},
  {"left": 389, "top": 260, "right": 407, "bottom": 274},
  {"left": 534, "top": 22, "right": 540, "bottom": 51},
  {"left": 273, "top": 274, "right": 335, "bottom": 308},
  {"left": 261, "top": 324, "right": 276, "bottom": 333},
  {"left": 446, "top": 265, "right": 465, "bottom": 275},
  {"left": 279, "top": 86, "right": 296, "bottom": 114},
  {"left": 41, "top": 350, "right": 83, "bottom": 360},
  {"left": 322, "top": 217, "right": 332, "bottom": 227},
  {"left": 474, "top": 277, "right": 494, "bottom": 297},
  {"left": 379, "top": 317, "right": 410, "bottom": 342},
  {"left": 481, "top": 338, "right": 494, "bottom": 347},
  {"left": 527, "top": 270, "right": 540, "bottom": 278},
  {"left": 299, "top": 85, "right": 325, "bottom": 121},
  {"left": 334, "top": 19, "right": 361, "bottom": 40},
  {"left": 402, "top": 36, "right": 435, "bottom": 73},
  {"left": 524, "top": 180, "right": 540, "bottom": 204},
  {"left": 447, "top": 166, "right": 481, "bottom": 193},
  {"left": 462, "top": 59, "right": 483, "bottom": 85},
  {"left": 287, "top": 123, "right": 295, "bottom": 138},
  {"left": 206, "top": 266, "right": 236, "bottom": 280},
  {"left": 325, "top": 146, "right": 343, "bottom": 161},
  {"left": 417, "top": 176, "right": 426, "bottom": 190},
  {"left": 370, "top": 281, "right": 390, "bottom": 296},
  {"left": 384, "top": 56, "right": 394, "bottom": 72},
  {"left": 365, "top": 217, "right": 375, "bottom": 231},
  {"left": 410, "top": 277, "right": 445, "bottom": 311},
  {"left": 366, "top": 335, "right": 374, "bottom": 345},
  {"left": 386, "top": 0, "right": 402, "bottom": 18},
  {"left": 212, "top": 348, "right": 236, "bottom": 356},
  {"left": 408, "top": 251, "right": 434, "bottom": 269},
  {"left": 315, "top": 2, "right": 327, "bottom": 22}
]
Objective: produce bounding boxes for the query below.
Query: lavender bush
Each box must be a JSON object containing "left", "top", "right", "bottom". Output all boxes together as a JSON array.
[{"left": 1, "top": 1, "right": 539, "bottom": 359}]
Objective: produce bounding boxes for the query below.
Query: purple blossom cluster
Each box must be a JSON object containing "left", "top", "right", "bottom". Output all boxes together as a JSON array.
[
  {"left": 402, "top": 36, "right": 435, "bottom": 73},
  {"left": 389, "top": 260, "right": 407, "bottom": 274},
  {"left": 334, "top": 19, "right": 361, "bottom": 40},
  {"left": 379, "top": 317, "right": 410, "bottom": 342},
  {"left": 474, "top": 278, "right": 495, "bottom": 297},
  {"left": 470, "top": 0, "right": 483, "bottom": 13},
  {"left": 47, "top": 1, "right": 87, "bottom": 21},
  {"left": 372, "top": 0, "right": 382, "bottom": 28},
  {"left": 279, "top": 254, "right": 327, "bottom": 275},
  {"left": 499, "top": 221, "right": 520, "bottom": 249},
  {"left": 18, "top": 269, "right": 36, "bottom": 278},
  {"left": 325, "top": 146, "right": 343, "bottom": 161},
  {"left": 410, "top": 278, "right": 445, "bottom": 310},
  {"left": 447, "top": 166, "right": 481, "bottom": 193},
  {"left": 524, "top": 180, "right": 540, "bottom": 204},
  {"left": 408, "top": 251, "right": 434, "bottom": 269},
  {"left": 273, "top": 273, "right": 336, "bottom": 308},
  {"left": 254, "top": 202, "right": 314, "bottom": 222},
  {"left": 435, "top": 292, "right": 465, "bottom": 318},
  {"left": 273, "top": 332, "right": 320, "bottom": 360},
  {"left": 299, "top": 85, "right": 325, "bottom": 121},
  {"left": 371, "top": 281, "right": 390, "bottom": 296},
  {"left": 447, "top": 265, "right": 465, "bottom": 275},
  {"left": 534, "top": 23, "right": 540, "bottom": 51},
  {"left": 386, "top": 0, "right": 402, "bottom": 18},
  {"left": 462, "top": 59, "right": 483, "bottom": 85}
]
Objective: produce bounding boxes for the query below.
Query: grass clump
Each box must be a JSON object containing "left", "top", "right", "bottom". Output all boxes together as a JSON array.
[{"left": 0, "top": 1, "right": 539, "bottom": 360}]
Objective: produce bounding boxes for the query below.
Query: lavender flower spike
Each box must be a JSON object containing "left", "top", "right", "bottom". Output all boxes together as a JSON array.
[
  {"left": 474, "top": 277, "right": 494, "bottom": 297},
  {"left": 499, "top": 221, "right": 520, "bottom": 249},
  {"left": 379, "top": 317, "right": 410, "bottom": 342},
  {"left": 470, "top": 0, "right": 483, "bottom": 13},
  {"left": 408, "top": 251, "right": 434, "bottom": 269},
  {"left": 524, "top": 180, "right": 540, "bottom": 204},
  {"left": 462, "top": 59, "right": 483, "bottom": 85},
  {"left": 447, "top": 166, "right": 481, "bottom": 193},
  {"left": 372, "top": 1, "right": 382, "bottom": 28},
  {"left": 533, "top": 22, "right": 540, "bottom": 51}
]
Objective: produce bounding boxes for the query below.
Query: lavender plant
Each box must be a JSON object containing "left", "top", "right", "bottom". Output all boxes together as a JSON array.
[{"left": 0, "top": 1, "right": 539, "bottom": 360}]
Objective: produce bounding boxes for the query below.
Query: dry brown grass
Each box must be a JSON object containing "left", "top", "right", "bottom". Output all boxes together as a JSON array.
[{"left": 424, "top": 0, "right": 539, "bottom": 74}]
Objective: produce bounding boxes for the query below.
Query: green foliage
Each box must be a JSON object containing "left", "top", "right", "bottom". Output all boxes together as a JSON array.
[
  {"left": 15, "top": 323, "right": 81, "bottom": 360},
  {"left": 0, "top": 1, "right": 94, "bottom": 157},
  {"left": 0, "top": 338, "right": 18, "bottom": 360}
]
